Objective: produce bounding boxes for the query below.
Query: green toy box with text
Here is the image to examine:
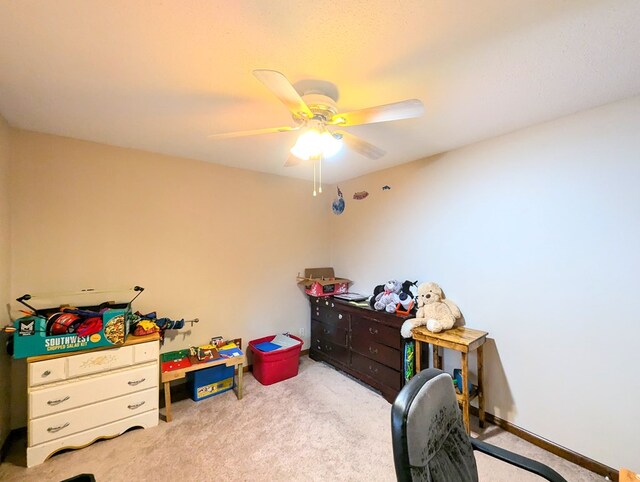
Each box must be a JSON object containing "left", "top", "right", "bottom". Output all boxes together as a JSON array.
[{"left": 12, "top": 307, "right": 130, "bottom": 359}]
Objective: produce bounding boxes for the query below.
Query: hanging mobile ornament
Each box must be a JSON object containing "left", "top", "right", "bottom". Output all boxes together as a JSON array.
[
  {"left": 353, "top": 191, "right": 369, "bottom": 200},
  {"left": 332, "top": 186, "right": 345, "bottom": 215}
]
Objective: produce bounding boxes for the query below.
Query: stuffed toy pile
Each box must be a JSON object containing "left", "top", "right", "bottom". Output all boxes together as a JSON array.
[
  {"left": 400, "top": 282, "right": 461, "bottom": 337},
  {"left": 371, "top": 279, "right": 416, "bottom": 314}
]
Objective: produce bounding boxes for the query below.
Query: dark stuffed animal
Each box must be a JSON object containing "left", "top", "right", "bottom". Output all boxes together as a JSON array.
[
  {"left": 400, "top": 280, "right": 418, "bottom": 300},
  {"left": 369, "top": 284, "right": 385, "bottom": 309},
  {"left": 398, "top": 280, "right": 418, "bottom": 314}
]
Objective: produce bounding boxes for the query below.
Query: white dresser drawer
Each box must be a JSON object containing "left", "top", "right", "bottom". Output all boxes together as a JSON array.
[
  {"left": 30, "top": 363, "right": 159, "bottom": 419},
  {"left": 29, "top": 387, "right": 158, "bottom": 446},
  {"left": 29, "top": 358, "right": 66, "bottom": 387},
  {"left": 134, "top": 341, "right": 159, "bottom": 363},
  {"left": 66, "top": 344, "right": 134, "bottom": 379}
]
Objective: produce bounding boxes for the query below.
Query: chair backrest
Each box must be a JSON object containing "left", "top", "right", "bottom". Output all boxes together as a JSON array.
[{"left": 391, "top": 369, "right": 478, "bottom": 482}]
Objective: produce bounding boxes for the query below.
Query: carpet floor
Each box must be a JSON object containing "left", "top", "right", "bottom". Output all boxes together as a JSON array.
[{"left": 0, "top": 356, "right": 604, "bottom": 481}]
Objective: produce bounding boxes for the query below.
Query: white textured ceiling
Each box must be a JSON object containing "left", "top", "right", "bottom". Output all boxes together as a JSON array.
[{"left": 1, "top": 1, "right": 639, "bottom": 183}]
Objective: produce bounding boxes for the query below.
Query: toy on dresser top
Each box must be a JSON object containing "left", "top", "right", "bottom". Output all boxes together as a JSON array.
[
  {"left": 5, "top": 287, "right": 144, "bottom": 359},
  {"left": 369, "top": 279, "right": 418, "bottom": 315}
]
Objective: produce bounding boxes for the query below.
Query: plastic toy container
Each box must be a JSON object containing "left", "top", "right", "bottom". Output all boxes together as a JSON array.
[
  {"left": 249, "top": 335, "right": 303, "bottom": 385},
  {"left": 187, "top": 364, "right": 234, "bottom": 401}
]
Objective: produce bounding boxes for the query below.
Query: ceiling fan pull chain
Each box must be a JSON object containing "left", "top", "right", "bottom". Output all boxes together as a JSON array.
[
  {"left": 318, "top": 156, "right": 323, "bottom": 194},
  {"left": 313, "top": 160, "right": 317, "bottom": 197}
]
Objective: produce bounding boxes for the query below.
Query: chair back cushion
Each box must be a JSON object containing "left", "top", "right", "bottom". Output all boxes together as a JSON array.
[{"left": 392, "top": 369, "right": 478, "bottom": 482}]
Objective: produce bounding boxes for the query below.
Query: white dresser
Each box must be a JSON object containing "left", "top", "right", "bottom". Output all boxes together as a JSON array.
[{"left": 26, "top": 334, "right": 160, "bottom": 467}]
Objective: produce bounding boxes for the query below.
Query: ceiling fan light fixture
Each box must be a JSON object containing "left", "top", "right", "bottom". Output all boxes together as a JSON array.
[
  {"left": 290, "top": 128, "right": 342, "bottom": 161},
  {"left": 321, "top": 131, "right": 342, "bottom": 158}
]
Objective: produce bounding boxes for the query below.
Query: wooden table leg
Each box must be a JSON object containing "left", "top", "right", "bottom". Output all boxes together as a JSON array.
[
  {"left": 163, "top": 381, "right": 173, "bottom": 423},
  {"left": 236, "top": 363, "right": 244, "bottom": 400},
  {"left": 415, "top": 340, "right": 421, "bottom": 372},
  {"left": 461, "top": 351, "right": 470, "bottom": 434},
  {"left": 433, "top": 345, "right": 440, "bottom": 370},
  {"left": 477, "top": 345, "right": 485, "bottom": 429}
]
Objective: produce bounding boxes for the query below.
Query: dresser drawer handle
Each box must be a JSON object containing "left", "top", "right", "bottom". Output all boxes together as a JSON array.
[
  {"left": 128, "top": 378, "right": 146, "bottom": 386},
  {"left": 338, "top": 314, "right": 343, "bottom": 319},
  {"left": 128, "top": 401, "right": 146, "bottom": 410},
  {"left": 42, "top": 370, "right": 51, "bottom": 378},
  {"left": 47, "top": 422, "right": 69, "bottom": 433},
  {"left": 331, "top": 303, "right": 335, "bottom": 308},
  {"left": 368, "top": 365, "right": 379, "bottom": 374},
  {"left": 47, "top": 396, "right": 70, "bottom": 406},
  {"left": 368, "top": 327, "right": 378, "bottom": 335},
  {"left": 368, "top": 347, "right": 378, "bottom": 355},
  {"left": 322, "top": 329, "right": 330, "bottom": 335}
]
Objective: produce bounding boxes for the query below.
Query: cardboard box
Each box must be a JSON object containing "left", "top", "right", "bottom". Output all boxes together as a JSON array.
[
  {"left": 297, "top": 267, "right": 351, "bottom": 297},
  {"left": 12, "top": 307, "right": 130, "bottom": 359}
]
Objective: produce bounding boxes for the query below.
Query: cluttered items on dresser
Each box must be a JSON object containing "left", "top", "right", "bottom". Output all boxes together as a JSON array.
[
  {"left": 3, "top": 286, "right": 202, "bottom": 358},
  {"left": 4, "top": 286, "right": 146, "bottom": 358},
  {"left": 296, "top": 267, "right": 351, "bottom": 297},
  {"left": 369, "top": 279, "right": 418, "bottom": 315}
]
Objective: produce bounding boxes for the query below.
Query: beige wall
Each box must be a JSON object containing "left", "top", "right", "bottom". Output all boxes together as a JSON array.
[
  {"left": 329, "top": 96, "right": 640, "bottom": 470},
  {"left": 9, "top": 130, "right": 331, "bottom": 427},
  {"left": 0, "top": 115, "right": 12, "bottom": 447}
]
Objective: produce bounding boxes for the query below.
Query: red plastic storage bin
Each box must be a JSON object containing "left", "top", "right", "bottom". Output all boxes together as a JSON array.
[{"left": 249, "top": 335, "right": 303, "bottom": 385}]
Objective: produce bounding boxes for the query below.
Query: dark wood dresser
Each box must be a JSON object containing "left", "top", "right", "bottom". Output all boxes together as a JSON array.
[{"left": 309, "top": 296, "right": 425, "bottom": 402}]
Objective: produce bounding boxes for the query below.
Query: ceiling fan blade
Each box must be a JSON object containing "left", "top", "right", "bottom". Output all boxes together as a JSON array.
[
  {"left": 208, "top": 125, "right": 300, "bottom": 139},
  {"left": 253, "top": 69, "right": 313, "bottom": 119},
  {"left": 335, "top": 131, "right": 386, "bottom": 160},
  {"left": 284, "top": 154, "right": 302, "bottom": 167},
  {"left": 330, "top": 99, "right": 424, "bottom": 127}
]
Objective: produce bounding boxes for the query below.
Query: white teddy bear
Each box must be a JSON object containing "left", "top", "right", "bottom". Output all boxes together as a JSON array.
[
  {"left": 373, "top": 279, "right": 403, "bottom": 313},
  {"left": 400, "top": 282, "right": 461, "bottom": 337}
]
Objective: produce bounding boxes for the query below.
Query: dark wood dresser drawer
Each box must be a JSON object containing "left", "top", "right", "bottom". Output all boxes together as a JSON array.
[
  {"left": 312, "top": 339, "right": 349, "bottom": 365},
  {"left": 311, "top": 319, "right": 348, "bottom": 347},
  {"left": 311, "top": 302, "right": 350, "bottom": 330},
  {"left": 350, "top": 336, "right": 401, "bottom": 371},
  {"left": 350, "top": 352, "right": 401, "bottom": 391},
  {"left": 352, "top": 315, "right": 401, "bottom": 350}
]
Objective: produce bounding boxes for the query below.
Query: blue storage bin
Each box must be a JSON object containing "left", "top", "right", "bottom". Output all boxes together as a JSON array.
[{"left": 187, "top": 364, "right": 235, "bottom": 401}]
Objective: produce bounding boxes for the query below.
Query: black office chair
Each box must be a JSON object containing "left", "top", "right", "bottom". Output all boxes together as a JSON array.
[
  {"left": 60, "top": 475, "right": 96, "bottom": 482},
  {"left": 391, "top": 369, "right": 568, "bottom": 482}
]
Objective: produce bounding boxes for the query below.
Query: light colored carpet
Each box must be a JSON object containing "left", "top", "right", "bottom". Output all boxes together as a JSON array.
[{"left": 0, "top": 356, "right": 604, "bottom": 481}]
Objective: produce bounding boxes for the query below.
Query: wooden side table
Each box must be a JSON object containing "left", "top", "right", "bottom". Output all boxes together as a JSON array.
[
  {"left": 161, "top": 353, "right": 246, "bottom": 422},
  {"left": 412, "top": 326, "right": 488, "bottom": 434},
  {"left": 620, "top": 468, "right": 640, "bottom": 482}
]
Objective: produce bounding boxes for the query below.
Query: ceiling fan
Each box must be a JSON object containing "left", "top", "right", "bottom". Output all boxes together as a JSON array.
[{"left": 209, "top": 69, "right": 425, "bottom": 168}]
